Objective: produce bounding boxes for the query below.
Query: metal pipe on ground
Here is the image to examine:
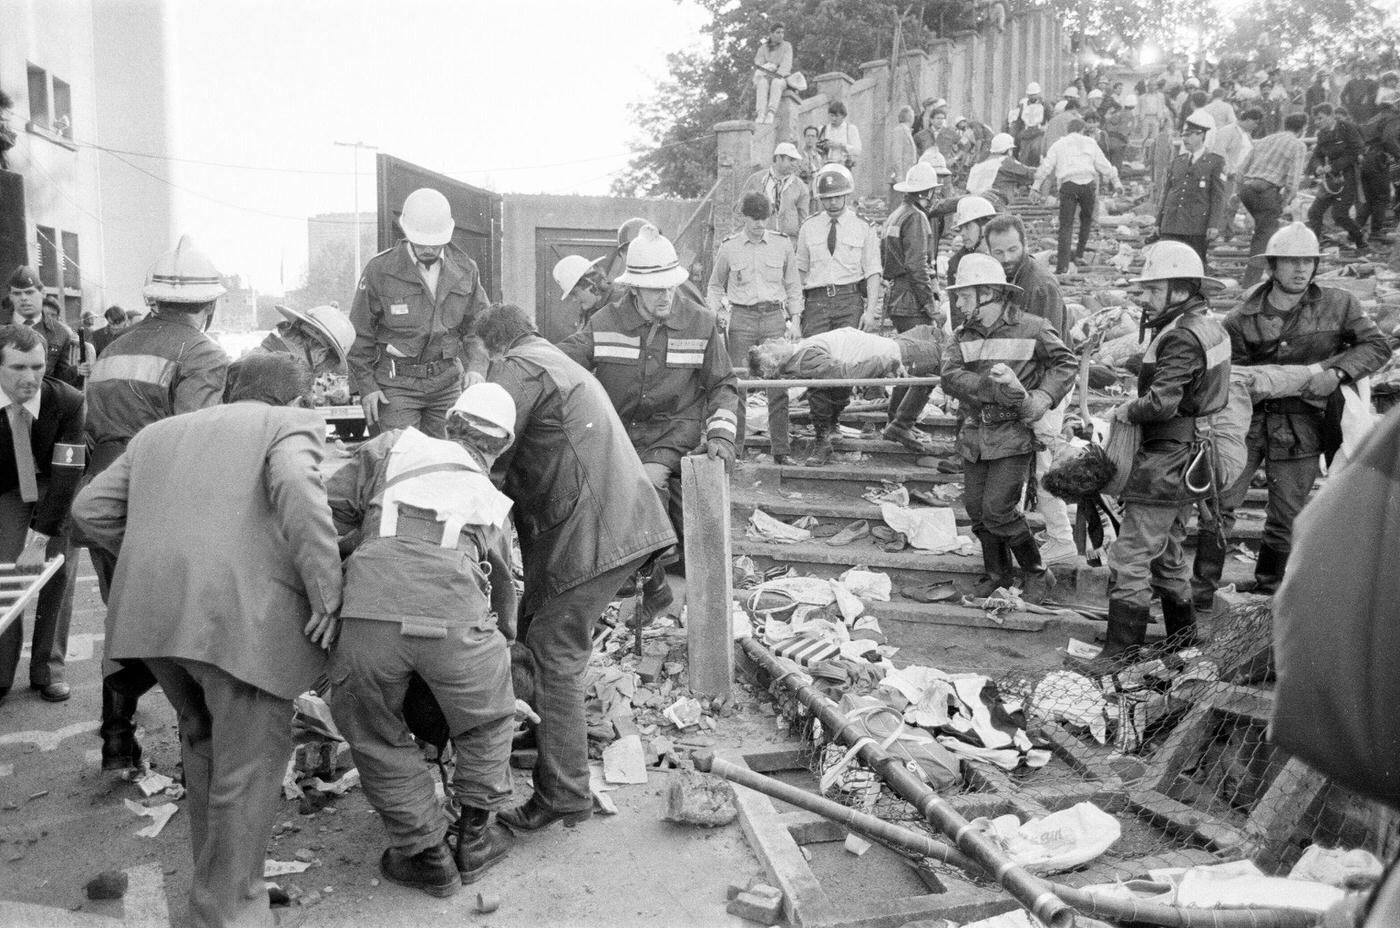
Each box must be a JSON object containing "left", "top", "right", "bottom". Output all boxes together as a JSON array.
[
  {"left": 738, "top": 637, "right": 1320, "bottom": 928},
  {"left": 740, "top": 637, "right": 1076, "bottom": 928},
  {"left": 692, "top": 751, "right": 984, "bottom": 876}
]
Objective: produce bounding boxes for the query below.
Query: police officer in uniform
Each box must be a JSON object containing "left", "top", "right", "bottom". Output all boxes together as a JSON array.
[
  {"left": 706, "top": 192, "right": 802, "bottom": 463},
  {"left": 940, "top": 254, "right": 1077, "bottom": 605},
  {"left": 328, "top": 384, "right": 521, "bottom": 896},
  {"left": 349, "top": 187, "right": 490, "bottom": 438},
  {"left": 1155, "top": 110, "right": 1227, "bottom": 264},
  {"left": 1097, "top": 242, "right": 1231, "bottom": 667},
  {"left": 4, "top": 267, "right": 79, "bottom": 386},
  {"left": 879, "top": 162, "right": 943, "bottom": 453},
  {"left": 1191, "top": 223, "right": 1390, "bottom": 604},
  {"left": 795, "top": 164, "right": 882, "bottom": 466},
  {"left": 560, "top": 228, "right": 738, "bottom": 620},
  {"left": 84, "top": 235, "right": 230, "bottom": 769}
]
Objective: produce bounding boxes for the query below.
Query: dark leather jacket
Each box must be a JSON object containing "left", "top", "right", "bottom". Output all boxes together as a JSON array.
[{"left": 489, "top": 335, "right": 675, "bottom": 616}]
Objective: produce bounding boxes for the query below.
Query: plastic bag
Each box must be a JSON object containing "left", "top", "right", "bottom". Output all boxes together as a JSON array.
[{"left": 1102, "top": 419, "right": 1141, "bottom": 496}]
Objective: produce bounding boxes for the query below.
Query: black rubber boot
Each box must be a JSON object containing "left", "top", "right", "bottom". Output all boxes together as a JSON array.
[
  {"left": 99, "top": 684, "right": 143, "bottom": 771},
  {"left": 635, "top": 561, "right": 674, "bottom": 626},
  {"left": 967, "top": 530, "right": 1012, "bottom": 598},
  {"left": 1159, "top": 595, "right": 1198, "bottom": 652},
  {"left": 452, "top": 807, "right": 514, "bottom": 884},
  {"left": 1190, "top": 532, "right": 1226, "bottom": 611},
  {"left": 380, "top": 841, "right": 459, "bottom": 897},
  {"left": 1239, "top": 544, "right": 1286, "bottom": 595},
  {"left": 1077, "top": 600, "right": 1151, "bottom": 673},
  {"left": 1009, "top": 533, "right": 1057, "bottom": 605}
]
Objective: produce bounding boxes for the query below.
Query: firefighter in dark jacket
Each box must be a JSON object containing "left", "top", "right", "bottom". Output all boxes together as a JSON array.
[
  {"left": 1096, "top": 242, "right": 1231, "bottom": 667},
  {"left": 1192, "top": 223, "right": 1391, "bottom": 605},
  {"left": 940, "top": 254, "right": 1077, "bottom": 605},
  {"left": 559, "top": 228, "right": 737, "bottom": 619},
  {"left": 1306, "top": 103, "right": 1368, "bottom": 251},
  {"left": 880, "top": 162, "right": 944, "bottom": 452},
  {"left": 1357, "top": 88, "right": 1400, "bottom": 241},
  {"left": 1155, "top": 111, "right": 1227, "bottom": 264},
  {"left": 348, "top": 187, "right": 491, "bottom": 439},
  {"left": 478, "top": 304, "right": 676, "bottom": 833}
]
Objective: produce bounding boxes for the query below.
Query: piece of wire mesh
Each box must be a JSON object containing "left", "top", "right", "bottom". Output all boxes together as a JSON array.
[{"left": 765, "top": 597, "right": 1398, "bottom": 892}]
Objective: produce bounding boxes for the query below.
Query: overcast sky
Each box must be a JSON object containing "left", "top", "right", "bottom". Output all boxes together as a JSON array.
[{"left": 155, "top": 0, "right": 709, "bottom": 294}]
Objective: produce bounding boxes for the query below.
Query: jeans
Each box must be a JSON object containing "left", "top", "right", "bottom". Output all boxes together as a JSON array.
[
  {"left": 725, "top": 302, "right": 788, "bottom": 454},
  {"left": 886, "top": 315, "right": 934, "bottom": 429},
  {"left": 516, "top": 560, "right": 645, "bottom": 812},
  {"left": 963, "top": 452, "right": 1032, "bottom": 539},
  {"left": 1107, "top": 502, "right": 1193, "bottom": 609},
  {"left": 1239, "top": 179, "right": 1283, "bottom": 288},
  {"left": 1056, "top": 181, "right": 1096, "bottom": 272}
]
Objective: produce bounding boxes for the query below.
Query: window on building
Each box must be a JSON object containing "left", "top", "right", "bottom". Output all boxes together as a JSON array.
[
  {"left": 27, "top": 64, "right": 48, "bottom": 129},
  {"left": 52, "top": 78, "right": 71, "bottom": 138},
  {"left": 61, "top": 231, "right": 80, "bottom": 292},
  {"left": 36, "top": 225, "right": 58, "bottom": 288}
]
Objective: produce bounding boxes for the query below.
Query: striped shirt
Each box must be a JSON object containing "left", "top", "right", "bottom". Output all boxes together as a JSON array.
[{"left": 1239, "top": 131, "right": 1308, "bottom": 202}]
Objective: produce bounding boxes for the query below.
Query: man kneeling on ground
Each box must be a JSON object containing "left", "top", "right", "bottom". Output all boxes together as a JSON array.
[{"left": 326, "top": 384, "right": 521, "bottom": 897}]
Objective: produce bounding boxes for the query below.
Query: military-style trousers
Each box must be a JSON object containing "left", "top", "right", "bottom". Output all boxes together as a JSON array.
[
  {"left": 516, "top": 559, "right": 645, "bottom": 813},
  {"left": 372, "top": 365, "right": 464, "bottom": 439},
  {"left": 726, "top": 302, "right": 789, "bottom": 455},
  {"left": 963, "top": 452, "right": 1032, "bottom": 539},
  {"left": 331, "top": 617, "right": 515, "bottom": 853},
  {"left": 147, "top": 656, "right": 290, "bottom": 928},
  {"left": 1108, "top": 502, "right": 1193, "bottom": 609},
  {"left": 801, "top": 290, "right": 863, "bottom": 431}
]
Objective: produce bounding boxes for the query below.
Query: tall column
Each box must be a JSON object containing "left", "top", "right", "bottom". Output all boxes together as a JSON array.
[{"left": 714, "top": 120, "right": 757, "bottom": 243}]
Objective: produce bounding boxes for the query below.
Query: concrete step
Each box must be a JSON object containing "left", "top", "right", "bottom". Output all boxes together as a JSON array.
[{"left": 731, "top": 481, "right": 1044, "bottom": 533}]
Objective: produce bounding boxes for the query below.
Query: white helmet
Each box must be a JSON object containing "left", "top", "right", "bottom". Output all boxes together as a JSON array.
[
  {"left": 1184, "top": 110, "right": 1215, "bottom": 133},
  {"left": 276, "top": 303, "right": 356, "bottom": 362},
  {"left": 892, "top": 161, "right": 943, "bottom": 193},
  {"left": 398, "top": 188, "right": 455, "bottom": 246},
  {"left": 614, "top": 227, "right": 688, "bottom": 289},
  {"left": 552, "top": 254, "right": 604, "bottom": 298},
  {"left": 1026, "top": 82, "right": 1042, "bottom": 95},
  {"left": 1132, "top": 240, "right": 1223, "bottom": 288},
  {"left": 952, "top": 195, "right": 998, "bottom": 229},
  {"left": 143, "top": 235, "right": 226, "bottom": 304},
  {"left": 772, "top": 142, "right": 802, "bottom": 161},
  {"left": 989, "top": 132, "right": 1016, "bottom": 154},
  {"left": 1063, "top": 85, "right": 1080, "bottom": 98},
  {"left": 1258, "top": 221, "right": 1322, "bottom": 259},
  {"left": 947, "top": 253, "right": 1023, "bottom": 292},
  {"left": 449, "top": 382, "right": 517, "bottom": 445},
  {"left": 917, "top": 150, "right": 953, "bottom": 175}
]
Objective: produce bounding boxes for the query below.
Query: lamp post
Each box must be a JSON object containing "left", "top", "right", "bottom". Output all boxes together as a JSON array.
[{"left": 333, "top": 140, "right": 379, "bottom": 274}]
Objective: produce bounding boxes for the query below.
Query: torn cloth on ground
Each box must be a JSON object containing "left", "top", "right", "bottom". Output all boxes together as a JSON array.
[
  {"left": 975, "top": 802, "right": 1121, "bottom": 874},
  {"left": 747, "top": 508, "right": 812, "bottom": 543},
  {"left": 879, "top": 503, "right": 960, "bottom": 553}
]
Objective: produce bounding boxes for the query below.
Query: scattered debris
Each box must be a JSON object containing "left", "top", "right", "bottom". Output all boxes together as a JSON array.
[
  {"left": 264, "top": 859, "right": 313, "bottom": 877},
  {"left": 725, "top": 880, "right": 784, "bottom": 925},
  {"left": 602, "top": 734, "right": 648, "bottom": 785},
  {"left": 475, "top": 890, "right": 501, "bottom": 914},
  {"left": 664, "top": 763, "right": 737, "bottom": 827},
  {"left": 843, "top": 834, "right": 872, "bottom": 856},
  {"left": 84, "top": 871, "right": 129, "bottom": 900},
  {"left": 123, "top": 799, "right": 178, "bottom": 838}
]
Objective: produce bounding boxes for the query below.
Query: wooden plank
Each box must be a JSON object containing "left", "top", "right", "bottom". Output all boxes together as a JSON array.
[
  {"left": 1244, "top": 756, "right": 1329, "bottom": 873},
  {"left": 721, "top": 749, "right": 842, "bottom": 927},
  {"left": 1125, "top": 788, "right": 1248, "bottom": 853},
  {"left": 681, "top": 455, "right": 733, "bottom": 697}
]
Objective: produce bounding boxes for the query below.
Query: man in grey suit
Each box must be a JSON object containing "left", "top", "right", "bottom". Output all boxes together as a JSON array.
[{"left": 72, "top": 354, "right": 343, "bottom": 928}]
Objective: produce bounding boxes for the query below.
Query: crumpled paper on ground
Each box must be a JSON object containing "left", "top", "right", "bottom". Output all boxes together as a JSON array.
[
  {"left": 264, "top": 860, "right": 313, "bottom": 877},
  {"left": 879, "top": 503, "right": 960, "bottom": 553},
  {"left": 1289, "top": 845, "right": 1384, "bottom": 888},
  {"left": 862, "top": 482, "right": 909, "bottom": 506},
  {"left": 837, "top": 567, "right": 892, "bottom": 602},
  {"left": 124, "top": 799, "right": 179, "bottom": 838},
  {"left": 977, "top": 802, "right": 1121, "bottom": 874},
  {"left": 1028, "top": 671, "right": 1109, "bottom": 744},
  {"left": 747, "top": 508, "right": 812, "bottom": 543},
  {"left": 308, "top": 768, "right": 360, "bottom": 796}
]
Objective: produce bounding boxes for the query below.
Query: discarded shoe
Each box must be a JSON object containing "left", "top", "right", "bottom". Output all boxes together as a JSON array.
[
  {"left": 879, "top": 533, "right": 907, "bottom": 552},
  {"left": 903, "top": 580, "right": 957, "bottom": 603},
  {"left": 825, "top": 520, "right": 870, "bottom": 547},
  {"left": 937, "top": 459, "right": 963, "bottom": 474},
  {"left": 882, "top": 423, "right": 933, "bottom": 453},
  {"left": 810, "top": 522, "right": 843, "bottom": 539},
  {"left": 870, "top": 524, "right": 901, "bottom": 543}
]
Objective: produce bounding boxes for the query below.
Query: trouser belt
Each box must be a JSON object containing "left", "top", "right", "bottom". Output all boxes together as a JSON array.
[
  {"left": 730, "top": 301, "right": 783, "bottom": 310},
  {"left": 379, "top": 357, "right": 460, "bottom": 378},
  {"left": 979, "top": 405, "right": 1023, "bottom": 424},
  {"left": 804, "top": 283, "right": 860, "bottom": 297},
  {"left": 394, "top": 504, "right": 484, "bottom": 556}
]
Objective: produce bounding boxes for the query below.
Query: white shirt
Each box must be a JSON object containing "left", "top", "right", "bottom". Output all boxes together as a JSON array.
[
  {"left": 804, "top": 327, "right": 901, "bottom": 369},
  {"left": 1208, "top": 122, "right": 1253, "bottom": 174},
  {"left": 404, "top": 241, "right": 441, "bottom": 297},
  {"left": 0, "top": 384, "right": 41, "bottom": 419},
  {"left": 1033, "top": 133, "right": 1120, "bottom": 188},
  {"left": 821, "top": 121, "right": 862, "bottom": 160},
  {"left": 966, "top": 156, "right": 1005, "bottom": 195}
]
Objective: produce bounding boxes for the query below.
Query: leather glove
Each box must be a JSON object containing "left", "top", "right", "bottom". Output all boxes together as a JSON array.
[
  {"left": 1112, "top": 401, "right": 1135, "bottom": 422},
  {"left": 705, "top": 437, "right": 737, "bottom": 473},
  {"left": 1019, "top": 390, "right": 1053, "bottom": 423},
  {"left": 1301, "top": 367, "right": 1342, "bottom": 399}
]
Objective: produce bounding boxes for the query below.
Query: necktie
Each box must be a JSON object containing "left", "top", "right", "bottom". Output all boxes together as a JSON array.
[
  {"left": 7, "top": 403, "right": 38, "bottom": 503},
  {"left": 827, "top": 215, "right": 839, "bottom": 255}
]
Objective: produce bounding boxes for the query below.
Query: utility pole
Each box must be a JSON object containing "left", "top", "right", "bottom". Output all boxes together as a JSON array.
[{"left": 333, "top": 140, "right": 378, "bottom": 274}]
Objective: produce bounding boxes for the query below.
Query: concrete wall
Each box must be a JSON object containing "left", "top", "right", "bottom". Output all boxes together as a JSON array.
[
  {"left": 714, "top": 9, "right": 1071, "bottom": 227},
  {"left": 501, "top": 193, "right": 702, "bottom": 316}
]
